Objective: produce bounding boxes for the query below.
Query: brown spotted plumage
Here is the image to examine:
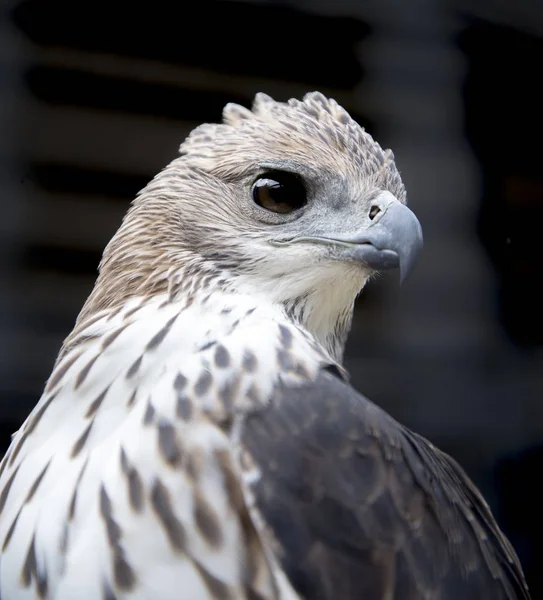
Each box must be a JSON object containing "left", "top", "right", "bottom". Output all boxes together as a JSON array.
[
  {"left": 157, "top": 421, "right": 183, "bottom": 467},
  {"left": 85, "top": 386, "right": 110, "bottom": 419},
  {"left": 70, "top": 422, "right": 93, "bottom": 458},
  {"left": 99, "top": 484, "right": 136, "bottom": 591},
  {"left": 119, "top": 448, "right": 144, "bottom": 513},
  {"left": 150, "top": 478, "right": 188, "bottom": 553},
  {"left": 0, "top": 92, "right": 529, "bottom": 600},
  {"left": 22, "top": 534, "right": 48, "bottom": 597}
]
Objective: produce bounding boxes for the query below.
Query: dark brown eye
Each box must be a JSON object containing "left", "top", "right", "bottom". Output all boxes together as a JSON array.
[{"left": 252, "top": 171, "right": 307, "bottom": 214}]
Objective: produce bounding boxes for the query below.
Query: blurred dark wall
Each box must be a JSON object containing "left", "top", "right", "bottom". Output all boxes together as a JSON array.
[{"left": 1, "top": 0, "right": 542, "bottom": 596}]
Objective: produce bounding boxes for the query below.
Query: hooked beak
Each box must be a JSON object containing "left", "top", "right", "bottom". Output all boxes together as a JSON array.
[
  {"left": 339, "top": 198, "right": 423, "bottom": 283},
  {"left": 273, "top": 195, "right": 423, "bottom": 283}
]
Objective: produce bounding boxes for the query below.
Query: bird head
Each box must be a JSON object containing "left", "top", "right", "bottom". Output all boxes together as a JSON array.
[{"left": 80, "top": 92, "right": 422, "bottom": 361}]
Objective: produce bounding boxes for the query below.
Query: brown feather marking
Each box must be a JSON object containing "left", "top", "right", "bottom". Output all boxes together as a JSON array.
[
  {"left": 103, "top": 581, "right": 119, "bottom": 600},
  {"left": 45, "top": 350, "right": 84, "bottom": 393},
  {"left": 120, "top": 448, "right": 144, "bottom": 513},
  {"left": 74, "top": 353, "right": 100, "bottom": 389},
  {"left": 194, "top": 370, "right": 212, "bottom": 396},
  {"left": 85, "top": 386, "right": 110, "bottom": 419},
  {"left": 0, "top": 464, "right": 21, "bottom": 514},
  {"left": 176, "top": 395, "right": 193, "bottom": 421},
  {"left": 25, "top": 460, "right": 51, "bottom": 503},
  {"left": 2, "top": 507, "right": 22, "bottom": 551},
  {"left": 100, "top": 484, "right": 136, "bottom": 591},
  {"left": 127, "top": 389, "right": 138, "bottom": 408},
  {"left": 242, "top": 350, "right": 257, "bottom": 373},
  {"left": 213, "top": 448, "right": 246, "bottom": 513},
  {"left": 59, "top": 523, "right": 69, "bottom": 555},
  {"left": 214, "top": 344, "right": 231, "bottom": 368},
  {"left": 21, "top": 534, "right": 37, "bottom": 586},
  {"left": 101, "top": 322, "right": 130, "bottom": 351},
  {"left": 157, "top": 421, "right": 183, "bottom": 467},
  {"left": 114, "top": 553, "right": 137, "bottom": 592},
  {"left": 199, "top": 340, "right": 217, "bottom": 352},
  {"left": 143, "top": 399, "right": 156, "bottom": 426},
  {"left": 175, "top": 373, "right": 192, "bottom": 420},
  {"left": 99, "top": 486, "right": 119, "bottom": 545},
  {"left": 245, "top": 587, "right": 270, "bottom": 600},
  {"left": 77, "top": 309, "right": 110, "bottom": 333},
  {"left": 174, "top": 372, "right": 188, "bottom": 391},
  {"left": 193, "top": 560, "right": 233, "bottom": 600},
  {"left": 123, "top": 301, "right": 144, "bottom": 320},
  {"left": 106, "top": 304, "right": 124, "bottom": 321},
  {"left": 126, "top": 355, "right": 143, "bottom": 379},
  {"left": 278, "top": 324, "right": 293, "bottom": 349},
  {"left": 120, "top": 446, "right": 129, "bottom": 473},
  {"left": 21, "top": 534, "right": 48, "bottom": 598},
  {"left": 193, "top": 489, "right": 224, "bottom": 548},
  {"left": 146, "top": 313, "right": 179, "bottom": 351},
  {"left": 68, "top": 458, "right": 89, "bottom": 520},
  {"left": 119, "top": 446, "right": 130, "bottom": 468},
  {"left": 71, "top": 421, "right": 94, "bottom": 458},
  {"left": 150, "top": 478, "right": 187, "bottom": 552},
  {"left": 70, "top": 332, "right": 102, "bottom": 348},
  {"left": 218, "top": 376, "right": 241, "bottom": 413},
  {"left": 186, "top": 448, "right": 205, "bottom": 482}
]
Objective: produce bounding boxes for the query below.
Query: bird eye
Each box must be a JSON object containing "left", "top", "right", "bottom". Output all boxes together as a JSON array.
[{"left": 252, "top": 171, "right": 307, "bottom": 214}]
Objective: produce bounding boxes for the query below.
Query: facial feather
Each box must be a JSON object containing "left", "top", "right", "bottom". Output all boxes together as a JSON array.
[{"left": 75, "top": 92, "right": 407, "bottom": 361}]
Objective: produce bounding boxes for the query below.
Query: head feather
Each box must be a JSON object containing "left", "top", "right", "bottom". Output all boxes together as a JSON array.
[
  {"left": 74, "top": 92, "right": 406, "bottom": 355},
  {"left": 180, "top": 92, "right": 405, "bottom": 202}
]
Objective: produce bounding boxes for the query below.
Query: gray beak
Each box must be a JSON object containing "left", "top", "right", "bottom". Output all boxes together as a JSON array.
[
  {"left": 274, "top": 194, "right": 423, "bottom": 283},
  {"left": 340, "top": 198, "right": 423, "bottom": 283}
]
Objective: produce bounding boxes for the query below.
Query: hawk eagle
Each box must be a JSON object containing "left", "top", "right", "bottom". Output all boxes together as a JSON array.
[{"left": 0, "top": 92, "right": 530, "bottom": 599}]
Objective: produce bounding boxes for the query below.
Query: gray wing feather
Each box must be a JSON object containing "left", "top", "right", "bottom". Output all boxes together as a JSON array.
[{"left": 241, "top": 370, "right": 530, "bottom": 600}]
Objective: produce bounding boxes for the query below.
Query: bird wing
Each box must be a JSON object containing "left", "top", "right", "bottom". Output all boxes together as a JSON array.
[{"left": 240, "top": 369, "right": 530, "bottom": 600}]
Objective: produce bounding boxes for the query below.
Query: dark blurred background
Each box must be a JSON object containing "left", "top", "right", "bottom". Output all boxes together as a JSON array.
[{"left": 1, "top": 0, "right": 542, "bottom": 595}]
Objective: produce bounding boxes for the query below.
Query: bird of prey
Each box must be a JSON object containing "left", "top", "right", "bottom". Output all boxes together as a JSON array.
[{"left": 0, "top": 92, "right": 530, "bottom": 600}]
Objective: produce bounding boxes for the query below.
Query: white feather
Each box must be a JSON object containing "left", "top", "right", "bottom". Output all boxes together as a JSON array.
[{"left": 0, "top": 292, "right": 327, "bottom": 600}]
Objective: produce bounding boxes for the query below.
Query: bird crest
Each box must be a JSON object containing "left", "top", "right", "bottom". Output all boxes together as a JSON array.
[{"left": 179, "top": 92, "right": 406, "bottom": 204}]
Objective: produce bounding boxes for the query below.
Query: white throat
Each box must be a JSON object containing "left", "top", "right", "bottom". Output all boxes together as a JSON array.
[{"left": 214, "top": 264, "right": 367, "bottom": 364}]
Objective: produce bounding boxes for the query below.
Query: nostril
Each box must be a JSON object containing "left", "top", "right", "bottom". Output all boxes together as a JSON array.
[{"left": 369, "top": 205, "right": 381, "bottom": 220}]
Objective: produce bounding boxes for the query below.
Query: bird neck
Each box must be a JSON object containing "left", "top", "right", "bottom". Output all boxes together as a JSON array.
[
  {"left": 281, "top": 290, "right": 355, "bottom": 364},
  {"left": 74, "top": 254, "right": 359, "bottom": 367}
]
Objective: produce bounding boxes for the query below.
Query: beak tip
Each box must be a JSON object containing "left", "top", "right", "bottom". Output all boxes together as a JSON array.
[
  {"left": 399, "top": 225, "right": 423, "bottom": 285},
  {"left": 399, "top": 261, "right": 413, "bottom": 285}
]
